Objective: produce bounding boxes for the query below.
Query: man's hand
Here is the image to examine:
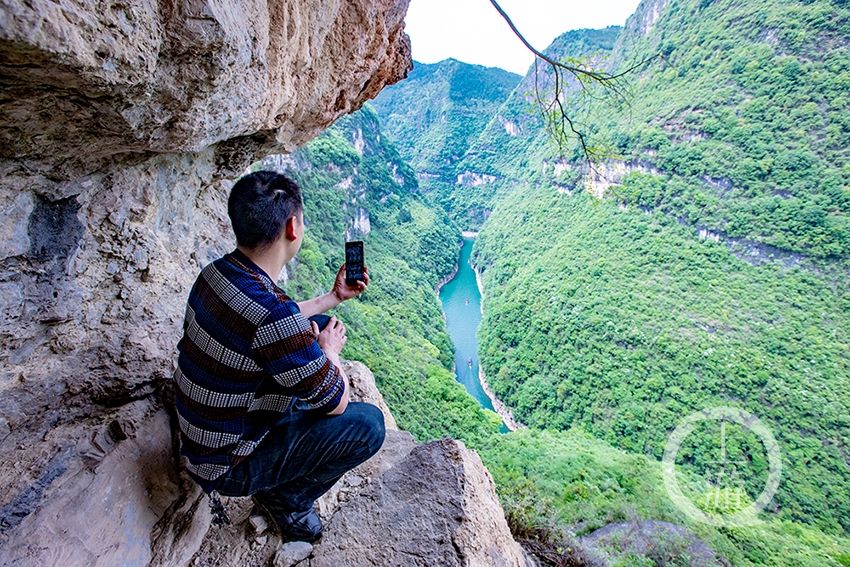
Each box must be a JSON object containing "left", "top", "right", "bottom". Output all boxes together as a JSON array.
[
  {"left": 312, "top": 315, "right": 347, "bottom": 359},
  {"left": 308, "top": 316, "right": 350, "bottom": 415},
  {"left": 297, "top": 265, "right": 369, "bottom": 317},
  {"left": 331, "top": 263, "right": 369, "bottom": 302}
]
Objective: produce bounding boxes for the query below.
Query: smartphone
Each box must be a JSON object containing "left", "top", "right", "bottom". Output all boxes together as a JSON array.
[
  {"left": 345, "top": 240, "right": 365, "bottom": 286},
  {"left": 308, "top": 314, "right": 331, "bottom": 332}
]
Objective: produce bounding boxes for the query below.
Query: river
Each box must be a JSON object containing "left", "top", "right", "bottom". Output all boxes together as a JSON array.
[{"left": 438, "top": 236, "right": 512, "bottom": 432}]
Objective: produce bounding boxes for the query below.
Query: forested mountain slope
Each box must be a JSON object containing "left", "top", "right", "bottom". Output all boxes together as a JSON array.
[
  {"left": 272, "top": 99, "right": 850, "bottom": 565},
  {"left": 472, "top": 0, "right": 850, "bottom": 540},
  {"left": 514, "top": 0, "right": 850, "bottom": 259},
  {"left": 275, "top": 25, "right": 850, "bottom": 561},
  {"left": 372, "top": 59, "right": 521, "bottom": 226},
  {"left": 440, "top": 26, "right": 624, "bottom": 229},
  {"left": 461, "top": 26, "right": 622, "bottom": 181},
  {"left": 371, "top": 59, "right": 520, "bottom": 174}
]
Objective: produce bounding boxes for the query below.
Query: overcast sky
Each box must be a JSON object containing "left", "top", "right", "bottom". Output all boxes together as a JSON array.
[{"left": 405, "top": 0, "right": 642, "bottom": 75}]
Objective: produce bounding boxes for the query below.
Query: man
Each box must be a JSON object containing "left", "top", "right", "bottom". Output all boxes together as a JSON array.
[{"left": 173, "top": 170, "right": 384, "bottom": 542}]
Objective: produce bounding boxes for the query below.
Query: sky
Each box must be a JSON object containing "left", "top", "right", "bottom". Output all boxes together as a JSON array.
[{"left": 405, "top": 0, "right": 642, "bottom": 75}]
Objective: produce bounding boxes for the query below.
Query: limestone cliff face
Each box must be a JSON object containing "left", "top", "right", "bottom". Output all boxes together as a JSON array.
[
  {"left": 0, "top": 0, "right": 413, "bottom": 562},
  {"left": 1, "top": 0, "right": 413, "bottom": 180}
]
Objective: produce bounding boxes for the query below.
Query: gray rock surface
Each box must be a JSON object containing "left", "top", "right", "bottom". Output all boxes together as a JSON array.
[
  {"left": 581, "top": 520, "right": 724, "bottom": 567},
  {"left": 1, "top": 399, "right": 207, "bottom": 567},
  {"left": 185, "top": 435, "right": 527, "bottom": 567},
  {"left": 249, "top": 514, "right": 270, "bottom": 535},
  {"left": 309, "top": 439, "right": 529, "bottom": 567},
  {"left": 1, "top": 0, "right": 414, "bottom": 180},
  {"left": 342, "top": 360, "right": 399, "bottom": 431},
  {"left": 274, "top": 541, "right": 314, "bottom": 567}
]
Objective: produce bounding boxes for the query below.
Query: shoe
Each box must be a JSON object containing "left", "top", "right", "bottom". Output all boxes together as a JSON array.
[{"left": 252, "top": 496, "right": 323, "bottom": 542}]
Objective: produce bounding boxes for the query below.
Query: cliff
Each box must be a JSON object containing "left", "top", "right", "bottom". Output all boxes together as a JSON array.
[
  {"left": 182, "top": 362, "right": 529, "bottom": 567},
  {"left": 0, "top": 2, "right": 527, "bottom": 564}
]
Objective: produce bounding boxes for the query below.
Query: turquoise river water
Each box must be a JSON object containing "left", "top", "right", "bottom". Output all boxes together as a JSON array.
[{"left": 438, "top": 237, "right": 507, "bottom": 431}]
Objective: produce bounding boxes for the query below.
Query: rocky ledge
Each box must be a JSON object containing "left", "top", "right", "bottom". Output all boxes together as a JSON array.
[
  {"left": 179, "top": 362, "right": 531, "bottom": 567},
  {"left": 1, "top": 362, "right": 531, "bottom": 566}
]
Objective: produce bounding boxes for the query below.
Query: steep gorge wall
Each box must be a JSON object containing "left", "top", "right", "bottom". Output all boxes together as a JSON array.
[{"left": 0, "top": 1, "right": 412, "bottom": 563}]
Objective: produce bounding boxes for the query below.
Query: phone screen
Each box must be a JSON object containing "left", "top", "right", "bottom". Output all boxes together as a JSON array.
[{"left": 345, "top": 241, "right": 365, "bottom": 285}]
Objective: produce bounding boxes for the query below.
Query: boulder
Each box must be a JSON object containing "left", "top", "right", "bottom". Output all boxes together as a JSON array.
[
  {"left": 309, "top": 439, "right": 529, "bottom": 567},
  {"left": 0, "top": 400, "right": 211, "bottom": 567},
  {"left": 581, "top": 520, "right": 724, "bottom": 567},
  {"left": 185, "top": 436, "right": 528, "bottom": 567},
  {"left": 274, "top": 541, "right": 314, "bottom": 567}
]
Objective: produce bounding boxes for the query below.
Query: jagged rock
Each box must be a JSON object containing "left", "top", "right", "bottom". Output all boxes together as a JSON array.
[
  {"left": 274, "top": 541, "right": 314, "bottom": 567},
  {"left": 342, "top": 360, "right": 399, "bottom": 431},
  {"left": 581, "top": 520, "right": 723, "bottom": 566},
  {"left": 249, "top": 514, "right": 269, "bottom": 536},
  {"left": 186, "top": 435, "right": 527, "bottom": 567},
  {"left": 0, "top": 1, "right": 412, "bottom": 563},
  {"left": 315, "top": 428, "right": 416, "bottom": 521},
  {"left": 309, "top": 438, "right": 529, "bottom": 567},
  {"left": 1, "top": 0, "right": 413, "bottom": 180}
]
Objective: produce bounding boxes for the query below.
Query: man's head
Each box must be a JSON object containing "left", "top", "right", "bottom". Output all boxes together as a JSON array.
[{"left": 228, "top": 171, "right": 304, "bottom": 257}]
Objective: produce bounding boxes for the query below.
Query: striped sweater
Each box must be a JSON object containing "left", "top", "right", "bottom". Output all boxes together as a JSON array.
[{"left": 173, "top": 248, "right": 345, "bottom": 492}]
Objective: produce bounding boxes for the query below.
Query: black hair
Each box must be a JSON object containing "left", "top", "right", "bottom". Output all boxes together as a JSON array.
[{"left": 227, "top": 171, "right": 303, "bottom": 250}]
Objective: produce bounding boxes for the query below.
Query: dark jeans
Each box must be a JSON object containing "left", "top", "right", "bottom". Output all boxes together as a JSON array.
[{"left": 213, "top": 401, "right": 385, "bottom": 520}]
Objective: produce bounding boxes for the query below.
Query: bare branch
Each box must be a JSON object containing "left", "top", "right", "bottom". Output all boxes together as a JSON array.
[{"left": 489, "top": 0, "right": 664, "bottom": 165}]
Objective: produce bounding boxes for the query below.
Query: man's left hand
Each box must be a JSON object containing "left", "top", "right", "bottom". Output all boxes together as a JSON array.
[{"left": 331, "top": 263, "right": 369, "bottom": 302}]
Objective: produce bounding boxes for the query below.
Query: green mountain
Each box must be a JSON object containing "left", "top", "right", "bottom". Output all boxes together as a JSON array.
[
  {"left": 442, "top": 26, "right": 624, "bottom": 229},
  {"left": 371, "top": 59, "right": 521, "bottom": 225},
  {"left": 371, "top": 58, "right": 521, "bottom": 174},
  {"left": 472, "top": 0, "right": 850, "bottom": 543}
]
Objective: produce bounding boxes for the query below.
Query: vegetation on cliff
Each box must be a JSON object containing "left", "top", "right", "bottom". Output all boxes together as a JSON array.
[
  {"left": 370, "top": 0, "right": 850, "bottom": 564},
  {"left": 474, "top": 186, "right": 850, "bottom": 565},
  {"left": 464, "top": 0, "right": 850, "bottom": 563},
  {"left": 372, "top": 59, "right": 521, "bottom": 226}
]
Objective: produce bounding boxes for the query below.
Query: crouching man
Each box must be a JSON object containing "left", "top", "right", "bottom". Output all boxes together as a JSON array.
[{"left": 172, "top": 171, "right": 384, "bottom": 542}]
